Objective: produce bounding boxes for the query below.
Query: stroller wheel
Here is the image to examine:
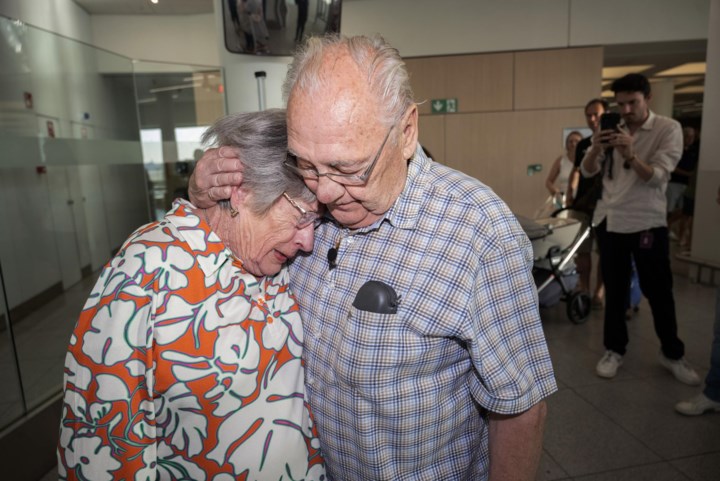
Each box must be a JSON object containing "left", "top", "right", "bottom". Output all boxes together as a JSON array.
[{"left": 567, "top": 292, "right": 591, "bottom": 324}]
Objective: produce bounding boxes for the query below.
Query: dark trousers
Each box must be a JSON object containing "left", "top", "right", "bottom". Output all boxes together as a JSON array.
[
  {"left": 595, "top": 221, "right": 684, "bottom": 359},
  {"left": 705, "top": 287, "right": 720, "bottom": 401}
]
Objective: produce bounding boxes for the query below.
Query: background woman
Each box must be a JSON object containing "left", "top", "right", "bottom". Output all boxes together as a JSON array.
[
  {"left": 545, "top": 130, "right": 584, "bottom": 209},
  {"left": 58, "top": 109, "right": 326, "bottom": 481}
]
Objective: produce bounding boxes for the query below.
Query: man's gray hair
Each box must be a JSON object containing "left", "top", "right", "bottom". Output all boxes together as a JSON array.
[
  {"left": 201, "top": 109, "right": 315, "bottom": 215},
  {"left": 283, "top": 34, "right": 415, "bottom": 126}
]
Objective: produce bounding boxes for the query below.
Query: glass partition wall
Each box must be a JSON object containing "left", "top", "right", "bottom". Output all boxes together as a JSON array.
[
  {"left": 133, "top": 61, "right": 225, "bottom": 221},
  {"left": 0, "top": 16, "right": 225, "bottom": 431}
]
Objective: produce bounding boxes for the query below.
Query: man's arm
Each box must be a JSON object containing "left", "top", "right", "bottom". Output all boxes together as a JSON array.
[
  {"left": 566, "top": 168, "right": 579, "bottom": 206},
  {"left": 580, "top": 128, "right": 608, "bottom": 177},
  {"left": 188, "top": 147, "right": 244, "bottom": 208},
  {"left": 609, "top": 127, "right": 655, "bottom": 182},
  {"left": 488, "top": 401, "right": 547, "bottom": 481},
  {"left": 611, "top": 121, "right": 682, "bottom": 186}
]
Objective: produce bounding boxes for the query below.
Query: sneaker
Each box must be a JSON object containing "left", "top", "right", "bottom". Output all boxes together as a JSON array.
[
  {"left": 596, "top": 351, "right": 623, "bottom": 378},
  {"left": 658, "top": 352, "right": 701, "bottom": 385},
  {"left": 675, "top": 393, "right": 720, "bottom": 416}
]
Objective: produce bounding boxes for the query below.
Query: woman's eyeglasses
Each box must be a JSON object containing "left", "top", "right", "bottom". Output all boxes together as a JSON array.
[{"left": 282, "top": 192, "right": 322, "bottom": 229}]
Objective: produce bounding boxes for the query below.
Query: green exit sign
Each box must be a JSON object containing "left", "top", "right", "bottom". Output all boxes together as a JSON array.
[
  {"left": 527, "top": 164, "right": 543, "bottom": 176},
  {"left": 431, "top": 98, "right": 458, "bottom": 114}
]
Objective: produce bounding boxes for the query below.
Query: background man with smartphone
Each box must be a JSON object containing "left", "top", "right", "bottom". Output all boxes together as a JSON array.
[
  {"left": 580, "top": 73, "right": 700, "bottom": 385},
  {"left": 569, "top": 98, "right": 609, "bottom": 308}
]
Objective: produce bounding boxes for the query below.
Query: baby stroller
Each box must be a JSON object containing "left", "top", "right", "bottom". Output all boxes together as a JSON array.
[{"left": 517, "top": 211, "right": 592, "bottom": 324}]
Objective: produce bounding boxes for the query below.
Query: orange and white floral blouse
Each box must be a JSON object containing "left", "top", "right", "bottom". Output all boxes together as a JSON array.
[{"left": 58, "top": 199, "right": 326, "bottom": 481}]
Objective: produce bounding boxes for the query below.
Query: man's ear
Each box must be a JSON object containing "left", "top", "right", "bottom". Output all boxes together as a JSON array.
[{"left": 400, "top": 104, "right": 419, "bottom": 160}]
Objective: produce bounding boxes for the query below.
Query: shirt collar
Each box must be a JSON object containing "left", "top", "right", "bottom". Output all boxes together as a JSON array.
[
  {"left": 639, "top": 110, "right": 657, "bottom": 131},
  {"left": 164, "top": 199, "right": 234, "bottom": 277},
  {"left": 381, "top": 143, "right": 430, "bottom": 231}
]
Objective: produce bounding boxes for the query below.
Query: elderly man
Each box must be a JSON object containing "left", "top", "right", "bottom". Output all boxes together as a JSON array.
[{"left": 191, "top": 34, "right": 556, "bottom": 480}]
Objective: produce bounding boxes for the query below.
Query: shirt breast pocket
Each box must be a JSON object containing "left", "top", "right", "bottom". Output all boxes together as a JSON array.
[{"left": 333, "top": 306, "right": 404, "bottom": 390}]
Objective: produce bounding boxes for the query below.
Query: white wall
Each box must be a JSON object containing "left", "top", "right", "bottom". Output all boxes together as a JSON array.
[
  {"left": 341, "top": 0, "right": 709, "bottom": 57},
  {"left": 90, "top": 14, "right": 220, "bottom": 66},
  {"left": 569, "top": 0, "right": 710, "bottom": 46},
  {"left": 343, "top": 0, "right": 571, "bottom": 56}
]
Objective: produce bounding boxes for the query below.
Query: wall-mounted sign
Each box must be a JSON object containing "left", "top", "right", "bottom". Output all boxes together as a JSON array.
[
  {"left": 527, "top": 164, "right": 543, "bottom": 176},
  {"left": 431, "top": 98, "right": 458, "bottom": 114}
]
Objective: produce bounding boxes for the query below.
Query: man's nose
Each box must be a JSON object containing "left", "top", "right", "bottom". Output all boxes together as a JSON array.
[
  {"left": 295, "top": 224, "right": 314, "bottom": 253},
  {"left": 314, "top": 176, "right": 345, "bottom": 204}
]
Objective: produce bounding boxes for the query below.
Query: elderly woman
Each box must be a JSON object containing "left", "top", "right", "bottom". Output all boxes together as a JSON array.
[{"left": 58, "top": 109, "right": 326, "bottom": 481}]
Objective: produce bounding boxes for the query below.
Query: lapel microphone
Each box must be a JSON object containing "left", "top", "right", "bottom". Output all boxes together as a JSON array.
[
  {"left": 327, "top": 238, "right": 340, "bottom": 271},
  {"left": 327, "top": 247, "right": 338, "bottom": 271}
]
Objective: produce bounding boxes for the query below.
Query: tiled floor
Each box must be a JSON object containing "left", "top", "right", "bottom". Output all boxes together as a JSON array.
[
  {"left": 5, "top": 256, "right": 719, "bottom": 481},
  {"left": 537, "top": 274, "right": 719, "bottom": 481}
]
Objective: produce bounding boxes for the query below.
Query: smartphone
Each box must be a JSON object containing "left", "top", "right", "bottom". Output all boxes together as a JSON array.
[{"left": 600, "top": 112, "right": 621, "bottom": 131}]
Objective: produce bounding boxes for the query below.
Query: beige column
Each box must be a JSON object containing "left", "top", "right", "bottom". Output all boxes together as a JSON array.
[
  {"left": 691, "top": 0, "right": 720, "bottom": 264},
  {"left": 648, "top": 79, "right": 674, "bottom": 118}
]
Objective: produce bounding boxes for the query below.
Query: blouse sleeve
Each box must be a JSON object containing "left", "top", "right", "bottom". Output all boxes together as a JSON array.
[{"left": 58, "top": 266, "right": 156, "bottom": 481}]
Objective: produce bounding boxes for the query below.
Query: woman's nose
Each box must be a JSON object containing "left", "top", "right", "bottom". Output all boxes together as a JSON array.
[{"left": 295, "top": 224, "right": 315, "bottom": 253}]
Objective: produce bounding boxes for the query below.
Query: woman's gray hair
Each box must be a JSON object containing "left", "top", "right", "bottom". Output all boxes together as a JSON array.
[
  {"left": 282, "top": 34, "right": 415, "bottom": 126},
  {"left": 201, "top": 109, "right": 315, "bottom": 215}
]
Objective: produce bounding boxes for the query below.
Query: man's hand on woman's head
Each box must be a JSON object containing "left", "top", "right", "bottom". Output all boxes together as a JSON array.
[{"left": 189, "top": 146, "right": 244, "bottom": 208}]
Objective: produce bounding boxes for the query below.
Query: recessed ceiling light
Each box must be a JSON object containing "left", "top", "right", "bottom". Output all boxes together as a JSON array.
[
  {"left": 655, "top": 62, "right": 706, "bottom": 77},
  {"left": 151, "top": 0, "right": 159, "bottom": 4},
  {"left": 602, "top": 65, "right": 654, "bottom": 79}
]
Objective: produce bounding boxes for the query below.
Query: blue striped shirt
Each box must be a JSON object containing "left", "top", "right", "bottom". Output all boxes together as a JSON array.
[{"left": 289, "top": 145, "right": 557, "bottom": 480}]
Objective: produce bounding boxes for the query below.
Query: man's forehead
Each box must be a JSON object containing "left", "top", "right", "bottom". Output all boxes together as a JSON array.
[
  {"left": 288, "top": 94, "right": 382, "bottom": 143},
  {"left": 615, "top": 91, "right": 643, "bottom": 103}
]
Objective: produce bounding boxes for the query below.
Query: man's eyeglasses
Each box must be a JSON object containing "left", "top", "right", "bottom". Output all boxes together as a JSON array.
[
  {"left": 282, "top": 192, "right": 322, "bottom": 229},
  {"left": 284, "top": 125, "right": 394, "bottom": 186}
]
